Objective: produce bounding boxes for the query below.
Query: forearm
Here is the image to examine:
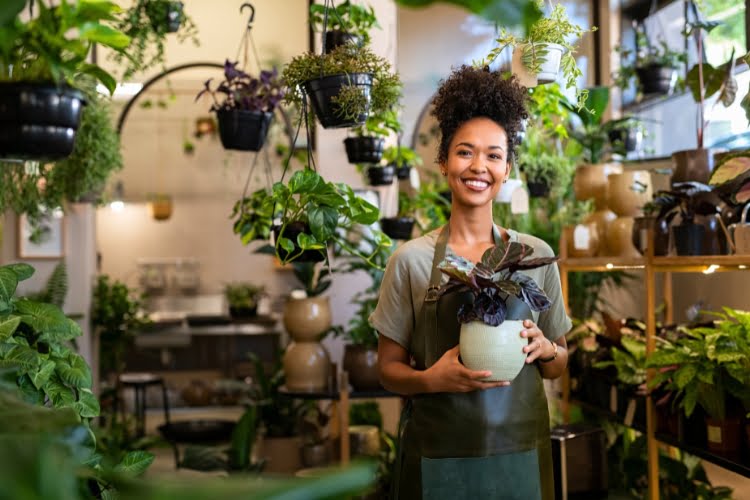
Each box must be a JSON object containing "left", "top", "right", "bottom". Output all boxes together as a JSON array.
[
  {"left": 538, "top": 343, "right": 568, "bottom": 379},
  {"left": 379, "top": 359, "right": 433, "bottom": 396}
]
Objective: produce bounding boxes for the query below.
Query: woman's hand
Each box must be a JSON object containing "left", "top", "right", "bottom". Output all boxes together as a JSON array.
[
  {"left": 425, "top": 345, "right": 510, "bottom": 393},
  {"left": 521, "top": 319, "right": 554, "bottom": 363}
]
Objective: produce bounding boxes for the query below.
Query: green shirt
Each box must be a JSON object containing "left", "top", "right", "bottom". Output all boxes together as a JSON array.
[{"left": 370, "top": 228, "right": 572, "bottom": 350}]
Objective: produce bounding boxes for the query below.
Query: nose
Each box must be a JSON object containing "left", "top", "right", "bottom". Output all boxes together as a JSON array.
[{"left": 469, "top": 157, "right": 487, "bottom": 173}]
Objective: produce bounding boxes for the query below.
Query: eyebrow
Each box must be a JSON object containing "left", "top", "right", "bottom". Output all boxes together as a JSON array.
[{"left": 454, "top": 142, "right": 505, "bottom": 152}]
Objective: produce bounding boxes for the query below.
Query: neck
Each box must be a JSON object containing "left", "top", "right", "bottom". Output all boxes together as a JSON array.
[{"left": 447, "top": 203, "right": 496, "bottom": 246}]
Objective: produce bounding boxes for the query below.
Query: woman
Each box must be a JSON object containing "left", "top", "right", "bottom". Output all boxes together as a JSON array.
[{"left": 370, "top": 66, "right": 572, "bottom": 499}]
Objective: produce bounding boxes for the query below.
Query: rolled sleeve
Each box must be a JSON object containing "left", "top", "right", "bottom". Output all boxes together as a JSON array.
[{"left": 537, "top": 261, "right": 572, "bottom": 342}]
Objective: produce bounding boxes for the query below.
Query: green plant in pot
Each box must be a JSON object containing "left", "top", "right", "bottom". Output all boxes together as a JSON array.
[
  {"left": 383, "top": 143, "right": 422, "bottom": 180},
  {"left": 563, "top": 86, "right": 612, "bottom": 165},
  {"left": 648, "top": 182, "right": 723, "bottom": 256},
  {"left": 344, "top": 108, "right": 401, "bottom": 165},
  {"left": 298, "top": 404, "right": 332, "bottom": 468},
  {"left": 310, "top": 0, "right": 380, "bottom": 52},
  {"left": 481, "top": 0, "right": 595, "bottom": 107},
  {"left": 334, "top": 295, "right": 381, "bottom": 391},
  {"left": 436, "top": 240, "right": 557, "bottom": 381},
  {"left": 231, "top": 187, "right": 277, "bottom": 244},
  {"left": 196, "top": 60, "right": 285, "bottom": 152},
  {"left": 612, "top": 26, "right": 686, "bottom": 96},
  {"left": 224, "top": 283, "right": 264, "bottom": 318},
  {"left": 282, "top": 44, "right": 401, "bottom": 129},
  {"left": 647, "top": 308, "right": 750, "bottom": 454},
  {"left": 517, "top": 122, "right": 574, "bottom": 198},
  {"left": 0, "top": 0, "right": 130, "bottom": 159},
  {"left": 110, "top": 0, "right": 199, "bottom": 79},
  {"left": 593, "top": 333, "right": 648, "bottom": 427},
  {"left": 380, "top": 186, "right": 450, "bottom": 241},
  {"left": 365, "top": 162, "right": 396, "bottom": 186}
]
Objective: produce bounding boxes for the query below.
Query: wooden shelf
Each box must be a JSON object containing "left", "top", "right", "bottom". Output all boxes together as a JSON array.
[
  {"left": 651, "top": 255, "right": 750, "bottom": 272},
  {"left": 278, "top": 385, "right": 398, "bottom": 401},
  {"left": 560, "top": 257, "right": 645, "bottom": 271},
  {"left": 656, "top": 433, "right": 750, "bottom": 479}
]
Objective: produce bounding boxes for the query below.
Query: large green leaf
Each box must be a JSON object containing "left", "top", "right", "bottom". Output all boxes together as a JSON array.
[
  {"left": 686, "top": 63, "right": 725, "bottom": 102},
  {"left": 15, "top": 300, "right": 79, "bottom": 341},
  {"left": 2, "top": 344, "right": 41, "bottom": 370},
  {"left": 673, "top": 364, "right": 698, "bottom": 390},
  {"left": 44, "top": 377, "right": 75, "bottom": 408},
  {"left": 56, "top": 354, "right": 92, "bottom": 389},
  {"left": 115, "top": 450, "right": 155, "bottom": 476},
  {"left": 31, "top": 360, "right": 56, "bottom": 390},
  {"left": 288, "top": 168, "right": 321, "bottom": 194},
  {"left": 80, "top": 63, "right": 117, "bottom": 95},
  {"left": 0, "top": 268, "right": 18, "bottom": 304},
  {"left": 229, "top": 406, "right": 257, "bottom": 470},
  {"left": 73, "top": 388, "right": 100, "bottom": 418},
  {"left": 0, "top": 0, "right": 25, "bottom": 27},
  {"left": 0, "top": 316, "right": 20, "bottom": 341},
  {"left": 78, "top": 22, "right": 130, "bottom": 49},
  {"left": 308, "top": 205, "right": 338, "bottom": 242},
  {"left": 4, "top": 263, "right": 34, "bottom": 281}
]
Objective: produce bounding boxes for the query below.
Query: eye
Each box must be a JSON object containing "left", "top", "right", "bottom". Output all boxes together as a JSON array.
[
  {"left": 456, "top": 150, "right": 472, "bottom": 157},
  {"left": 489, "top": 153, "right": 504, "bottom": 161}
]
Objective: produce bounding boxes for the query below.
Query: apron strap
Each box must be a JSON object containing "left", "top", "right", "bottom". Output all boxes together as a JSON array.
[{"left": 423, "top": 225, "right": 450, "bottom": 366}]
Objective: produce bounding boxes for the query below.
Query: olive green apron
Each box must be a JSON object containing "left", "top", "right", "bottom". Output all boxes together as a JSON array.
[{"left": 392, "top": 225, "right": 554, "bottom": 500}]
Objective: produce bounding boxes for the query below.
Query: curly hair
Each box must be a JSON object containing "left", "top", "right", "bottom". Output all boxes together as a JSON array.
[{"left": 431, "top": 65, "right": 528, "bottom": 164}]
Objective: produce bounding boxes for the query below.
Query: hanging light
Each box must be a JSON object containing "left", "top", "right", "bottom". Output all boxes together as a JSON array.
[{"left": 110, "top": 181, "right": 125, "bottom": 212}]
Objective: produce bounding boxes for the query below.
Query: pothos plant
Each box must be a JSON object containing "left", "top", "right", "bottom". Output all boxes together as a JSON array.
[
  {"left": 480, "top": 0, "right": 595, "bottom": 108},
  {"left": 0, "top": 263, "right": 99, "bottom": 422},
  {"left": 351, "top": 108, "right": 402, "bottom": 138},
  {"left": 437, "top": 240, "right": 557, "bottom": 326},
  {"left": 310, "top": 0, "right": 380, "bottom": 46}
]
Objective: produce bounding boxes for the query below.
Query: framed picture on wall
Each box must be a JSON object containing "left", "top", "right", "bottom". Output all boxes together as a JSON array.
[{"left": 17, "top": 213, "right": 64, "bottom": 259}]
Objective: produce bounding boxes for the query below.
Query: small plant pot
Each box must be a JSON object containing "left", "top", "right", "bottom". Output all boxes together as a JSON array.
[
  {"left": 380, "top": 217, "right": 414, "bottom": 240},
  {"left": 673, "top": 223, "right": 705, "bottom": 256},
  {"left": 608, "top": 127, "right": 643, "bottom": 154},
  {"left": 216, "top": 109, "right": 273, "bottom": 152},
  {"left": 343, "top": 344, "right": 380, "bottom": 391},
  {"left": 366, "top": 165, "right": 395, "bottom": 186},
  {"left": 273, "top": 222, "right": 326, "bottom": 263},
  {"left": 165, "top": 1, "right": 184, "bottom": 32},
  {"left": 324, "top": 30, "right": 362, "bottom": 53},
  {"left": 511, "top": 43, "right": 565, "bottom": 87},
  {"left": 303, "top": 73, "right": 372, "bottom": 129},
  {"left": 344, "top": 136, "right": 384, "bottom": 164},
  {"left": 459, "top": 320, "right": 527, "bottom": 382},
  {"left": 0, "top": 83, "right": 85, "bottom": 160},
  {"left": 526, "top": 180, "right": 550, "bottom": 198},
  {"left": 671, "top": 148, "right": 713, "bottom": 184},
  {"left": 705, "top": 416, "right": 742, "bottom": 454},
  {"left": 632, "top": 216, "right": 669, "bottom": 256},
  {"left": 396, "top": 166, "right": 411, "bottom": 180},
  {"left": 229, "top": 306, "right": 257, "bottom": 319},
  {"left": 636, "top": 64, "right": 677, "bottom": 95}
]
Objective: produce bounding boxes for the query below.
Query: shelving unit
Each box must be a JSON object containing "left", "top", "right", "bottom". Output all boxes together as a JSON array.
[{"left": 558, "top": 229, "right": 750, "bottom": 500}]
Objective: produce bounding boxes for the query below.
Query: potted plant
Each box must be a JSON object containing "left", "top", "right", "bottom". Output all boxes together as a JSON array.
[
  {"left": 344, "top": 109, "right": 400, "bottom": 164},
  {"left": 232, "top": 187, "right": 276, "bottom": 244},
  {"left": 365, "top": 163, "right": 396, "bottom": 186},
  {"left": 336, "top": 296, "right": 381, "bottom": 391},
  {"left": 517, "top": 123, "right": 574, "bottom": 197},
  {"left": 224, "top": 282, "right": 264, "bottom": 318},
  {"left": 647, "top": 308, "right": 750, "bottom": 454},
  {"left": 110, "top": 0, "right": 199, "bottom": 79},
  {"left": 196, "top": 60, "right": 285, "bottom": 152},
  {"left": 310, "top": 0, "right": 380, "bottom": 53},
  {"left": 612, "top": 27, "right": 686, "bottom": 96},
  {"left": 605, "top": 116, "right": 645, "bottom": 157},
  {"left": 0, "top": 0, "right": 130, "bottom": 159},
  {"left": 282, "top": 44, "right": 401, "bottom": 129},
  {"left": 298, "top": 404, "right": 331, "bottom": 468},
  {"left": 481, "top": 0, "right": 595, "bottom": 107},
  {"left": 436, "top": 239, "right": 557, "bottom": 381},
  {"left": 382, "top": 144, "right": 422, "bottom": 180}
]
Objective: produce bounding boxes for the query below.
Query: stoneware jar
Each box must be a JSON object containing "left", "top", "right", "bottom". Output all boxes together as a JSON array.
[
  {"left": 607, "top": 170, "right": 653, "bottom": 217},
  {"left": 574, "top": 163, "right": 623, "bottom": 210},
  {"left": 459, "top": 320, "right": 526, "bottom": 382}
]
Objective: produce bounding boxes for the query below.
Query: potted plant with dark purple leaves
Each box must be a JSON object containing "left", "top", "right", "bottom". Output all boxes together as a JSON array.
[
  {"left": 196, "top": 60, "right": 285, "bottom": 152},
  {"left": 437, "top": 241, "right": 557, "bottom": 381}
]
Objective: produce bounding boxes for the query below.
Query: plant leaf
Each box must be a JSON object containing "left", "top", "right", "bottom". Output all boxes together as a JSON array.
[
  {"left": 0, "top": 0, "right": 24, "bottom": 26},
  {"left": 73, "top": 388, "right": 100, "bottom": 418},
  {"left": 56, "top": 354, "right": 92, "bottom": 389},
  {"left": 31, "top": 360, "right": 56, "bottom": 390},
  {"left": 5, "top": 264, "right": 34, "bottom": 281},
  {"left": 0, "top": 316, "right": 20, "bottom": 341},
  {"left": 308, "top": 205, "right": 338, "bottom": 242},
  {"left": 288, "top": 168, "right": 320, "bottom": 194},
  {"left": 114, "top": 450, "right": 154, "bottom": 476},
  {"left": 514, "top": 273, "right": 552, "bottom": 312},
  {"left": 0, "top": 269, "right": 18, "bottom": 304},
  {"left": 229, "top": 406, "right": 257, "bottom": 470}
]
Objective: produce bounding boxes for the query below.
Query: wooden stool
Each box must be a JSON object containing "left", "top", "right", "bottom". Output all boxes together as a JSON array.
[{"left": 118, "top": 373, "right": 170, "bottom": 438}]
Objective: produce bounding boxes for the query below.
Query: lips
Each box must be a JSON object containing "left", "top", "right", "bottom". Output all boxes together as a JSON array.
[{"left": 462, "top": 178, "right": 492, "bottom": 191}]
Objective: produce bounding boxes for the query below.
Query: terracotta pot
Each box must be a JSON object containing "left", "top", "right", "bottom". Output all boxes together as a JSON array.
[
  {"left": 283, "top": 296, "right": 332, "bottom": 341},
  {"left": 574, "top": 163, "right": 623, "bottom": 210},
  {"left": 343, "top": 345, "right": 381, "bottom": 391},
  {"left": 283, "top": 341, "right": 331, "bottom": 392},
  {"left": 671, "top": 148, "right": 714, "bottom": 184},
  {"left": 705, "top": 416, "right": 742, "bottom": 453},
  {"left": 607, "top": 217, "right": 641, "bottom": 258},
  {"left": 257, "top": 435, "right": 302, "bottom": 474},
  {"left": 607, "top": 170, "right": 653, "bottom": 217},
  {"left": 584, "top": 209, "right": 618, "bottom": 256},
  {"left": 564, "top": 223, "right": 600, "bottom": 258},
  {"left": 632, "top": 216, "right": 669, "bottom": 256}
]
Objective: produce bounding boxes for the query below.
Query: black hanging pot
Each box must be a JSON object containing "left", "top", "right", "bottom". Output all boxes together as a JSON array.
[
  {"left": 526, "top": 179, "right": 550, "bottom": 198},
  {"left": 672, "top": 222, "right": 705, "bottom": 256},
  {"left": 216, "top": 109, "right": 273, "bottom": 152},
  {"left": 165, "top": 1, "right": 184, "bottom": 32},
  {"left": 344, "top": 136, "right": 384, "bottom": 164},
  {"left": 366, "top": 165, "right": 395, "bottom": 186},
  {"left": 273, "top": 221, "right": 326, "bottom": 263},
  {"left": 635, "top": 64, "right": 677, "bottom": 95},
  {"left": 324, "top": 30, "right": 362, "bottom": 53},
  {"left": 303, "top": 73, "right": 372, "bottom": 129},
  {"left": 380, "top": 217, "right": 415, "bottom": 240},
  {"left": 0, "top": 83, "right": 85, "bottom": 160},
  {"left": 396, "top": 166, "right": 411, "bottom": 180},
  {"left": 608, "top": 127, "right": 642, "bottom": 154}
]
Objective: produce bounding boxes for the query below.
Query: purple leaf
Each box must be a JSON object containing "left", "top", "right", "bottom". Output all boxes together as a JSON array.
[
  {"left": 510, "top": 256, "right": 558, "bottom": 273},
  {"left": 514, "top": 274, "right": 552, "bottom": 312}
]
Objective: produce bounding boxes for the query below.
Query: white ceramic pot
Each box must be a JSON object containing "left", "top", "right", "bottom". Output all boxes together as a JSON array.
[
  {"left": 459, "top": 320, "right": 527, "bottom": 382},
  {"left": 511, "top": 43, "right": 565, "bottom": 87}
]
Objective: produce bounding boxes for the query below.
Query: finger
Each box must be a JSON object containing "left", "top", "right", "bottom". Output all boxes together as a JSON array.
[
  {"left": 523, "top": 337, "right": 542, "bottom": 354},
  {"left": 523, "top": 319, "right": 536, "bottom": 329},
  {"left": 463, "top": 367, "right": 494, "bottom": 380}
]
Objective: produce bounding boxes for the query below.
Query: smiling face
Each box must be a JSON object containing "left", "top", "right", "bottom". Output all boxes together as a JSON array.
[{"left": 440, "top": 117, "right": 511, "bottom": 209}]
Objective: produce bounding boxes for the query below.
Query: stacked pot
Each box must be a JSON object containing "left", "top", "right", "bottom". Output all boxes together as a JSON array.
[
  {"left": 282, "top": 295, "right": 332, "bottom": 392},
  {"left": 570, "top": 163, "right": 623, "bottom": 256},
  {"left": 605, "top": 170, "right": 653, "bottom": 257}
]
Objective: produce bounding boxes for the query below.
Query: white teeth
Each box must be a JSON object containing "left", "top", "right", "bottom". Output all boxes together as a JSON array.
[{"left": 464, "top": 179, "right": 489, "bottom": 189}]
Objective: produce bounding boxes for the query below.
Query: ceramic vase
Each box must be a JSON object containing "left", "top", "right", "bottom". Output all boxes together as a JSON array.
[
  {"left": 282, "top": 296, "right": 332, "bottom": 392},
  {"left": 459, "top": 320, "right": 526, "bottom": 382},
  {"left": 606, "top": 171, "right": 653, "bottom": 257},
  {"left": 671, "top": 148, "right": 713, "bottom": 184},
  {"left": 606, "top": 217, "right": 642, "bottom": 258},
  {"left": 564, "top": 223, "right": 600, "bottom": 258},
  {"left": 573, "top": 163, "right": 623, "bottom": 210},
  {"left": 584, "top": 209, "right": 618, "bottom": 256}
]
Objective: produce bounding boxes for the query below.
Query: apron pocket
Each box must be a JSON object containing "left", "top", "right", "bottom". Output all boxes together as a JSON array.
[{"left": 421, "top": 449, "right": 542, "bottom": 500}]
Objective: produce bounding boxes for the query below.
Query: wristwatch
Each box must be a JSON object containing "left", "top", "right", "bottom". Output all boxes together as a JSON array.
[{"left": 539, "top": 339, "right": 558, "bottom": 363}]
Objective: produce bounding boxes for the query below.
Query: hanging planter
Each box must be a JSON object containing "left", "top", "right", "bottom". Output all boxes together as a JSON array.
[
  {"left": 273, "top": 222, "right": 326, "bottom": 263},
  {"left": 635, "top": 64, "right": 677, "bottom": 95},
  {"left": 526, "top": 179, "right": 550, "bottom": 198},
  {"left": 380, "top": 216, "right": 414, "bottom": 240},
  {"left": 217, "top": 109, "right": 273, "bottom": 152},
  {"left": 511, "top": 43, "right": 565, "bottom": 87},
  {"left": 165, "top": 1, "right": 184, "bottom": 33},
  {"left": 383, "top": 145, "right": 422, "bottom": 181},
  {"left": 196, "top": 61, "right": 284, "bottom": 152},
  {"left": 324, "top": 30, "right": 362, "bottom": 53},
  {"left": 396, "top": 166, "right": 411, "bottom": 180},
  {"left": 344, "top": 136, "right": 384, "bottom": 164},
  {"left": 149, "top": 194, "right": 173, "bottom": 221},
  {"left": 310, "top": 1, "right": 378, "bottom": 52},
  {"left": 366, "top": 165, "right": 395, "bottom": 186},
  {"left": 303, "top": 73, "right": 373, "bottom": 129}
]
